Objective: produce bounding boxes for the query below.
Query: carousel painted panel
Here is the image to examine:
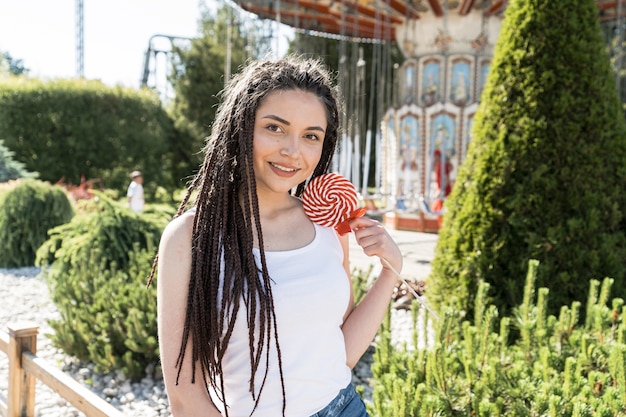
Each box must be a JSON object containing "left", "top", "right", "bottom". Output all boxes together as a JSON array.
[
  {"left": 477, "top": 58, "right": 492, "bottom": 100},
  {"left": 395, "top": 110, "right": 422, "bottom": 212},
  {"left": 448, "top": 55, "right": 473, "bottom": 106},
  {"left": 462, "top": 104, "right": 479, "bottom": 162},
  {"left": 381, "top": 109, "right": 399, "bottom": 210},
  {"left": 419, "top": 56, "right": 443, "bottom": 107},
  {"left": 400, "top": 59, "right": 419, "bottom": 105},
  {"left": 426, "top": 111, "right": 458, "bottom": 203}
]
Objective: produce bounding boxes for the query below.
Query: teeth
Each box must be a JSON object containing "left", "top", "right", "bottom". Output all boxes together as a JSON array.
[{"left": 271, "top": 163, "right": 297, "bottom": 172}]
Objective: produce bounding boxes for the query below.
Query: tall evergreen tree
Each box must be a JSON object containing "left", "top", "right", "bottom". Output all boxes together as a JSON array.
[{"left": 429, "top": 0, "right": 626, "bottom": 319}]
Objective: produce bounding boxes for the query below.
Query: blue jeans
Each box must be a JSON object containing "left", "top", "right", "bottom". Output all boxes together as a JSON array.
[{"left": 310, "top": 383, "right": 369, "bottom": 417}]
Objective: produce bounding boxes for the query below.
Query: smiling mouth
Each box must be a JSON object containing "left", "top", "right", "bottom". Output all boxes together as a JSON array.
[{"left": 270, "top": 162, "right": 299, "bottom": 172}]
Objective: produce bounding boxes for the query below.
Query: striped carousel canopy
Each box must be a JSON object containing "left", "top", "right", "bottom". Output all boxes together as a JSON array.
[{"left": 229, "top": 0, "right": 625, "bottom": 42}]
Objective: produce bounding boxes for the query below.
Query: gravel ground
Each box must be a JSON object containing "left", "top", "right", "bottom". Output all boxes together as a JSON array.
[{"left": 0, "top": 267, "right": 431, "bottom": 416}]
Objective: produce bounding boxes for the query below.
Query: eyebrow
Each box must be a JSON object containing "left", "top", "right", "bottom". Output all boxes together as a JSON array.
[{"left": 261, "top": 114, "right": 326, "bottom": 133}]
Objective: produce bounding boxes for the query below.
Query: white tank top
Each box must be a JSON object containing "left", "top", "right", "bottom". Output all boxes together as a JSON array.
[{"left": 210, "top": 223, "right": 352, "bottom": 417}]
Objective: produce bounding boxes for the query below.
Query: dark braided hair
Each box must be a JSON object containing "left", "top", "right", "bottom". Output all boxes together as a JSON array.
[{"left": 149, "top": 56, "right": 341, "bottom": 416}]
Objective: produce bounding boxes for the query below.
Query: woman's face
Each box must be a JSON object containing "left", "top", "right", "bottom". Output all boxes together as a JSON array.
[{"left": 252, "top": 89, "right": 327, "bottom": 196}]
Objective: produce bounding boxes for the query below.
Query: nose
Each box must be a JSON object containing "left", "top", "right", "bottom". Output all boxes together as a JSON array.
[{"left": 280, "top": 135, "right": 301, "bottom": 158}]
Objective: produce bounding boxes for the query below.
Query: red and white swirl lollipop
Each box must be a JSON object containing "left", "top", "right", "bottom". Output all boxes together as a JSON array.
[
  {"left": 303, "top": 173, "right": 439, "bottom": 320},
  {"left": 302, "top": 173, "right": 366, "bottom": 235}
]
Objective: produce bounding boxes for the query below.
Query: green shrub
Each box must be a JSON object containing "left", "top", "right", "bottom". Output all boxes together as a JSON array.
[
  {"left": 369, "top": 260, "right": 626, "bottom": 416},
  {"left": 0, "top": 78, "right": 174, "bottom": 198},
  {"left": 140, "top": 202, "right": 177, "bottom": 220},
  {"left": 0, "top": 179, "right": 74, "bottom": 267},
  {"left": 36, "top": 193, "right": 167, "bottom": 379},
  {"left": 429, "top": 0, "right": 626, "bottom": 319}
]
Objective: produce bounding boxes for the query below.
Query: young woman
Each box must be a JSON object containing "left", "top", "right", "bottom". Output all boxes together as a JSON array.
[{"left": 155, "top": 56, "right": 403, "bottom": 417}]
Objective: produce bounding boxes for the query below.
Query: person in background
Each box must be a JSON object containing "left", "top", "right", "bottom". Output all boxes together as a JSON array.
[
  {"left": 151, "top": 56, "right": 403, "bottom": 417},
  {"left": 127, "top": 170, "right": 144, "bottom": 213}
]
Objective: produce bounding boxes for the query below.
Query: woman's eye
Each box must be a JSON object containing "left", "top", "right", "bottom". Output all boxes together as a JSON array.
[
  {"left": 304, "top": 133, "right": 321, "bottom": 141},
  {"left": 266, "top": 124, "right": 281, "bottom": 132}
]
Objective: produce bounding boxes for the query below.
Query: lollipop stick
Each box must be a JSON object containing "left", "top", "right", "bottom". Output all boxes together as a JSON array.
[{"left": 380, "top": 257, "right": 439, "bottom": 321}]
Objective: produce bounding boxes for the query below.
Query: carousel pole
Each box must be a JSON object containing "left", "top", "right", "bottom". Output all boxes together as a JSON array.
[
  {"left": 336, "top": 0, "right": 350, "bottom": 176},
  {"left": 348, "top": 8, "right": 360, "bottom": 184},
  {"left": 275, "top": 0, "right": 281, "bottom": 58},
  {"left": 353, "top": 47, "right": 365, "bottom": 190},
  {"left": 378, "top": 0, "right": 394, "bottom": 202},
  {"left": 362, "top": 0, "right": 384, "bottom": 197}
]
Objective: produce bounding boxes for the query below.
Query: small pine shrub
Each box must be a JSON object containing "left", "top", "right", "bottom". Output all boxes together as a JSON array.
[
  {"left": 352, "top": 265, "right": 375, "bottom": 305},
  {"left": 0, "top": 179, "right": 74, "bottom": 267},
  {"left": 368, "top": 260, "right": 626, "bottom": 416},
  {"left": 36, "top": 193, "right": 167, "bottom": 380}
]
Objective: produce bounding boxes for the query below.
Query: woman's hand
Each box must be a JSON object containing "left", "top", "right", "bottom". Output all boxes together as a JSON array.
[{"left": 349, "top": 216, "right": 403, "bottom": 276}]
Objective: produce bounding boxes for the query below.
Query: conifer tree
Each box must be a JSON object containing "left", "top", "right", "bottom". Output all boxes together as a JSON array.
[
  {"left": 429, "top": 0, "right": 626, "bottom": 319},
  {"left": 0, "top": 139, "right": 37, "bottom": 182}
]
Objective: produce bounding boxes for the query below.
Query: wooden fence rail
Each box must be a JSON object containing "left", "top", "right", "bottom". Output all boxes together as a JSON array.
[{"left": 0, "top": 322, "right": 124, "bottom": 417}]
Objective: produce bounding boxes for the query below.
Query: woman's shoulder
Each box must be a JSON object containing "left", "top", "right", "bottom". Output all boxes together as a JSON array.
[
  {"left": 160, "top": 210, "right": 195, "bottom": 251},
  {"left": 166, "top": 209, "right": 195, "bottom": 231}
]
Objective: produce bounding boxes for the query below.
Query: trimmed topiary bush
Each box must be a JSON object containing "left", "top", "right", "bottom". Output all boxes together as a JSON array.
[
  {"left": 0, "top": 179, "right": 74, "bottom": 267},
  {"left": 36, "top": 194, "right": 168, "bottom": 379},
  {"left": 0, "top": 78, "right": 173, "bottom": 197},
  {"left": 429, "top": 0, "right": 626, "bottom": 319}
]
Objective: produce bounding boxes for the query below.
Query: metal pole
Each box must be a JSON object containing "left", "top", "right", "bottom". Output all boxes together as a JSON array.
[{"left": 76, "top": 0, "right": 84, "bottom": 77}]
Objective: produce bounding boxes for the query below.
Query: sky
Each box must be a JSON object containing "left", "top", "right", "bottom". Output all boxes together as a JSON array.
[{"left": 0, "top": 0, "right": 209, "bottom": 89}]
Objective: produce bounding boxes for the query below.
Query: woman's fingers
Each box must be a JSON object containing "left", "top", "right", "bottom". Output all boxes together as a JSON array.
[{"left": 349, "top": 217, "right": 403, "bottom": 273}]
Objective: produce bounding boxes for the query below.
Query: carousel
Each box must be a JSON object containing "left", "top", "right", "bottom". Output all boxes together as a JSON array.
[{"left": 227, "top": 0, "right": 626, "bottom": 232}]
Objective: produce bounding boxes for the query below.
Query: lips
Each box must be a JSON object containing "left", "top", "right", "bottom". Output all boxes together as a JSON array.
[{"left": 269, "top": 162, "right": 299, "bottom": 175}]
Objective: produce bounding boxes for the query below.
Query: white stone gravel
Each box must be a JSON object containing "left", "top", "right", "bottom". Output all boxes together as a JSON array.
[
  {"left": 0, "top": 267, "right": 432, "bottom": 416},
  {"left": 0, "top": 267, "right": 169, "bottom": 417}
]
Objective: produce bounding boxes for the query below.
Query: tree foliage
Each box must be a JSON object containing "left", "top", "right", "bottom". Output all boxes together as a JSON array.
[
  {"left": 429, "top": 0, "right": 626, "bottom": 319},
  {"left": 0, "top": 51, "right": 29, "bottom": 76},
  {"left": 166, "top": 2, "right": 262, "bottom": 183},
  {"left": 0, "top": 139, "right": 37, "bottom": 182}
]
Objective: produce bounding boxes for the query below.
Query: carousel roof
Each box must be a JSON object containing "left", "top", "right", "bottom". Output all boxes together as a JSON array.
[{"left": 230, "top": 0, "right": 626, "bottom": 42}]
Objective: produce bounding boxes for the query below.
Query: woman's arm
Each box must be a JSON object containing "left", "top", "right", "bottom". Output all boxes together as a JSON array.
[
  {"left": 157, "top": 212, "right": 222, "bottom": 417},
  {"left": 341, "top": 216, "right": 403, "bottom": 368}
]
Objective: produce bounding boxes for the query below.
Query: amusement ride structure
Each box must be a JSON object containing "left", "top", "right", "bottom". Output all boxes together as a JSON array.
[
  {"left": 226, "top": 0, "right": 626, "bottom": 232},
  {"left": 139, "top": 0, "right": 626, "bottom": 232},
  {"left": 219, "top": 0, "right": 508, "bottom": 231}
]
